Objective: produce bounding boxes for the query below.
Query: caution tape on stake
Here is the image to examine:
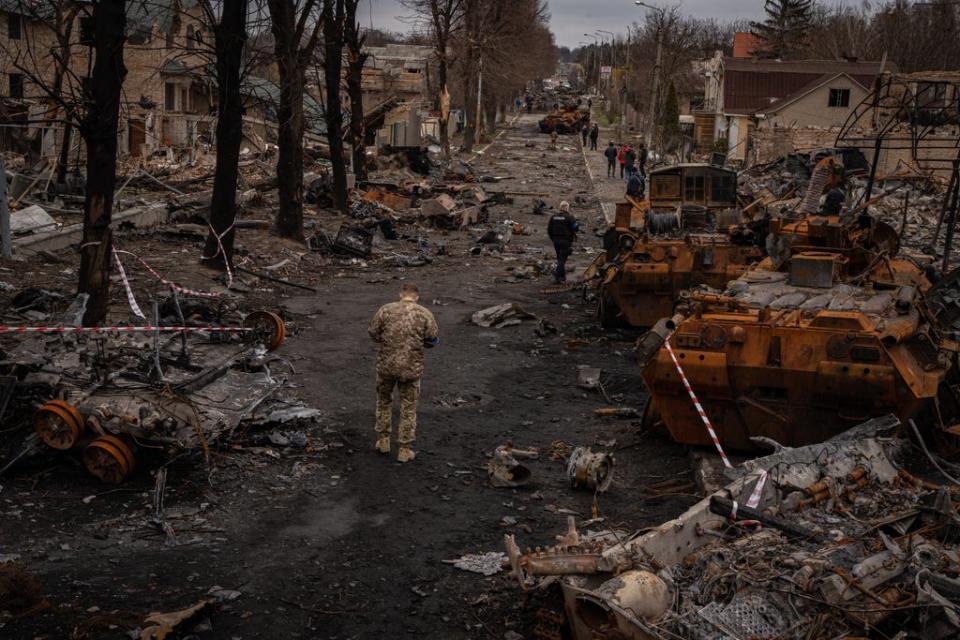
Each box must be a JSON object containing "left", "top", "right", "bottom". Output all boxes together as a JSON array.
[
  {"left": 0, "top": 325, "right": 253, "bottom": 334},
  {"left": 663, "top": 338, "right": 732, "bottom": 469},
  {"left": 663, "top": 336, "right": 769, "bottom": 524}
]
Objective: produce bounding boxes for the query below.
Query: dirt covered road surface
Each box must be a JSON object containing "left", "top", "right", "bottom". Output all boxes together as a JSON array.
[{"left": 2, "top": 115, "right": 694, "bottom": 639}]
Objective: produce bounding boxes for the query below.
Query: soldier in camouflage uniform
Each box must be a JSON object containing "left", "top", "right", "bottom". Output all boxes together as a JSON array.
[{"left": 368, "top": 283, "right": 439, "bottom": 462}]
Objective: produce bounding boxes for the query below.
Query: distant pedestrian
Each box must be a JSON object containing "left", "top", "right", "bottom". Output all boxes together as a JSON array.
[
  {"left": 515, "top": 97, "right": 522, "bottom": 113},
  {"left": 581, "top": 126, "right": 588, "bottom": 146},
  {"left": 638, "top": 142, "right": 648, "bottom": 177},
  {"left": 547, "top": 201, "right": 579, "bottom": 284},
  {"left": 368, "top": 283, "right": 440, "bottom": 463},
  {"left": 626, "top": 171, "right": 645, "bottom": 198},
  {"left": 617, "top": 143, "right": 628, "bottom": 179},
  {"left": 604, "top": 142, "right": 618, "bottom": 177},
  {"left": 587, "top": 98, "right": 593, "bottom": 109},
  {"left": 624, "top": 146, "right": 637, "bottom": 181},
  {"left": 589, "top": 123, "right": 599, "bottom": 150},
  {"left": 550, "top": 129, "right": 558, "bottom": 150}
]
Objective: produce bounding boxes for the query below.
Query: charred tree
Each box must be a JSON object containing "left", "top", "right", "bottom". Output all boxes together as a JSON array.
[
  {"left": 344, "top": 0, "right": 368, "bottom": 182},
  {"left": 78, "top": 0, "right": 126, "bottom": 326},
  {"left": 401, "top": 0, "right": 462, "bottom": 159},
  {"left": 267, "top": 0, "right": 324, "bottom": 239},
  {"left": 321, "top": 0, "right": 348, "bottom": 214},
  {"left": 202, "top": 0, "right": 248, "bottom": 269}
]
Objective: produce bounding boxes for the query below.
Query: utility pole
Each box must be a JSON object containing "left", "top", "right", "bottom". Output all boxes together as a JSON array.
[
  {"left": 583, "top": 33, "right": 599, "bottom": 95},
  {"left": 598, "top": 30, "right": 615, "bottom": 99},
  {"left": 636, "top": 1, "right": 665, "bottom": 149}
]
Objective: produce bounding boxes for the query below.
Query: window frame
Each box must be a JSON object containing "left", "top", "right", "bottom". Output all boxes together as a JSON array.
[
  {"left": 8, "top": 14, "right": 22, "bottom": 40},
  {"left": 9, "top": 73, "right": 23, "bottom": 99},
  {"left": 828, "top": 88, "right": 850, "bottom": 108}
]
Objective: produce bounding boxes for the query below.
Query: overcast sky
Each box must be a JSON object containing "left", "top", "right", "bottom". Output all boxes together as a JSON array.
[{"left": 362, "top": 0, "right": 817, "bottom": 49}]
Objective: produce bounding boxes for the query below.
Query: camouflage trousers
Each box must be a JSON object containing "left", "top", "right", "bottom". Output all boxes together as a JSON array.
[{"left": 375, "top": 375, "right": 421, "bottom": 445}]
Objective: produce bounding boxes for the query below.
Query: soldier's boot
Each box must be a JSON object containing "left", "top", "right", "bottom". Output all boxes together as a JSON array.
[
  {"left": 376, "top": 436, "right": 390, "bottom": 454},
  {"left": 397, "top": 447, "right": 416, "bottom": 463}
]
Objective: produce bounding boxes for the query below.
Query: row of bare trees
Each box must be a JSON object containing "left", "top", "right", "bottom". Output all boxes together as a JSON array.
[
  {"left": 1, "top": 0, "right": 556, "bottom": 325},
  {"left": 402, "top": 0, "right": 557, "bottom": 153}
]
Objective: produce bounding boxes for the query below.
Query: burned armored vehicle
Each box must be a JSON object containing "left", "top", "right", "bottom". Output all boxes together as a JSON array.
[
  {"left": 594, "top": 163, "right": 765, "bottom": 328},
  {"left": 538, "top": 105, "right": 588, "bottom": 134}
]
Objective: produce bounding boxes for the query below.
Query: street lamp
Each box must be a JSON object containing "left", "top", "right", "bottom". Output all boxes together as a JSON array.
[
  {"left": 634, "top": 0, "right": 665, "bottom": 150},
  {"left": 583, "top": 33, "right": 600, "bottom": 95}
]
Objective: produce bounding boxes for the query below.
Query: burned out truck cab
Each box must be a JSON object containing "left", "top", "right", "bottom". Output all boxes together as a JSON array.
[{"left": 595, "top": 163, "right": 764, "bottom": 328}]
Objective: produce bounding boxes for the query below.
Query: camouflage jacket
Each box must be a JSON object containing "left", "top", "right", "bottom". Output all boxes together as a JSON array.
[{"left": 368, "top": 300, "right": 439, "bottom": 380}]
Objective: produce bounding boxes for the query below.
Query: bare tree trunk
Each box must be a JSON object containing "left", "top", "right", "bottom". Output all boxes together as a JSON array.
[
  {"left": 269, "top": 0, "right": 307, "bottom": 239},
  {"left": 78, "top": 0, "right": 126, "bottom": 326},
  {"left": 322, "top": 0, "right": 348, "bottom": 213},
  {"left": 345, "top": 1, "right": 368, "bottom": 182},
  {"left": 203, "top": 0, "right": 248, "bottom": 267},
  {"left": 437, "top": 55, "right": 450, "bottom": 158}
]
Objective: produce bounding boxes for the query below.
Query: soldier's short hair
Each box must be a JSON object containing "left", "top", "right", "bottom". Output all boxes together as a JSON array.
[{"left": 400, "top": 283, "right": 420, "bottom": 296}]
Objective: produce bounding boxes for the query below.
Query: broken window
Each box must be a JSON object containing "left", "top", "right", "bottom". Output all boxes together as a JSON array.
[
  {"left": 710, "top": 174, "right": 736, "bottom": 204},
  {"left": 917, "top": 82, "right": 947, "bottom": 109},
  {"left": 79, "top": 16, "right": 95, "bottom": 45},
  {"left": 186, "top": 24, "right": 194, "bottom": 50},
  {"left": 164, "top": 82, "right": 177, "bottom": 110},
  {"left": 828, "top": 88, "right": 850, "bottom": 108},
  {"left": 9, "top": 73, "right": 23, "bottom": 99},
  {"left": 684, "top": 174, "right": 705, "bottom": 201},
  {"left": 8, "top": 14, "right": 21, "bottom": 40}
]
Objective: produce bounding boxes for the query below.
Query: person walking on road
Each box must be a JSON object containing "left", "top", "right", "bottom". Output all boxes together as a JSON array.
[
  {"left": 626, "top": 170, "right": 645, "bottom": 198},
  {"left": 549, "top": 129, "right": 558, "bottom": 150},
  {"left": 589, "top": 123, "right": 599, "bottom": 150},
  {"left": 547, "top": 201, "right": 579, "bottom": 284},
  {"left": 368, "top": 283, "right": 440, "bottom": 463},
  {"left": 638, "top": 142, "right": 648, "bottom": 177},
  {"left": 617, "top": 143, "right": 628, "bottom": 179},
  {"left": 580, "top": 125, "right": 588, "bottom": 147},
  {"left": 604, "top": 141, "right": 618, "bottom": 177},
  {"left": 624, "top": 146, "right": 637, "bottom": 181}
]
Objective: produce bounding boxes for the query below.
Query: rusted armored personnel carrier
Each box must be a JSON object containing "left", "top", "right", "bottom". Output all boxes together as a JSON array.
[
  {"left": 637, "top": 257, "right": 949, "bottom": 450},
  {"left": 594, "top": 163, "right": 765, "bottom": 328},
  {"left": 538, "top": 106, "right": 587, "bottom": 134}
]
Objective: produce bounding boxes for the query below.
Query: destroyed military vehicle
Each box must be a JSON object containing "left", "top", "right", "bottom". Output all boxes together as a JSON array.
[
  {"left": 1, "top": 302, "right": 296, "bottom": 484},
  {"left": 636, "top": 157, "right": 960, "bottom": 452},
  {"left": 538, "top": 105, "right": 588, "bottom": 134},
  {"left": 592, "top": 163, "right": 765, "bottom": 328}
]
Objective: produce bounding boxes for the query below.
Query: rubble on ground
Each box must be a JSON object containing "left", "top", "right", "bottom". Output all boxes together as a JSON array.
[{"left": 503, "top": 416, "right": 960, "bottom": 640}]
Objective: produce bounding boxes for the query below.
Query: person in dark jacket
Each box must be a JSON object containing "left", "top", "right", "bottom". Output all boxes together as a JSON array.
[
  {"left": 581, "top": 125, "right": 588, "bottom": 146},
  {"left": 547, "top": 201, "right": 578, "bottom": 283},
  {"left": 822, "top": 187, "right": 845, "bottom": 216},
  {"left": 624, "top": 146, "right": 637, "bottom": 180},
  {"left": 603, "top": 142, "right": 618, "bottom": 177},
  {"left": 589, "top": 123, "right": 599, "bottom": 150},
  {"left": 637, "top": 142, "right": 648, "bottom": 176},
  {"left": 626, "top": 171, "right": 645, "bottom": 198}
]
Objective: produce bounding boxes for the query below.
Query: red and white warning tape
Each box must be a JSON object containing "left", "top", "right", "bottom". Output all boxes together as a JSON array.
[
  {"left": 200, "top": 223, "right": 235, "bottom": 289},
  {"left": 663, "top": 339, "right": 732, "bottom": 469},
  {"left": 113, "top": 249, "right": 225, "bottom": 299},
  {"left": 112, "top": 249, "right": 146, "bottom": 319},
  {"left": 662, "top": 337, "right": 769, "bottom": 524},
  {"left": 0, "top": 325, "right": 252, "bottom": 335}
]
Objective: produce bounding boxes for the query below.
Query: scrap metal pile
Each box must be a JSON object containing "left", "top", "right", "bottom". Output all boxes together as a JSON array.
[
  {"left": 504, "top": 417, "right": 960, "bottom": 639},
  {"left": 0, "top": 291, "right": 315, "bottom": 483}
]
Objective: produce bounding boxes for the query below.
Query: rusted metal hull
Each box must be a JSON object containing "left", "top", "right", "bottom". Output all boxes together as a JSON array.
[
  {"left": 599, "top": 238, "right": 761, "bottom": 328},
  {"left": 641, "top": 306, "right": 945, "bottom": 451}
]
